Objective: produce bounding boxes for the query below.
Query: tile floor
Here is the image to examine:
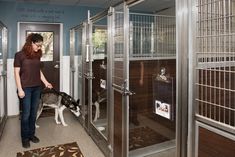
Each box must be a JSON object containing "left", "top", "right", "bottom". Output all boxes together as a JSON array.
[
  {"left": 0, "top": 110, "right": 176, "bottom": 157},
  {"left": 0, "top": 110, "right": 105, "bottom": 157}
]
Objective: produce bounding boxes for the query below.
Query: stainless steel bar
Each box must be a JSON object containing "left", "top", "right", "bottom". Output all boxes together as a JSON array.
[
  {"left": 140, "top": 26, "right": 143, "bottom": 55},
  {"left": 196, "top": 99, "right": 235, "bottom": 111},
  {"left": 162, "top": 17, "right": 164, "bottom": 55},
  {"left": 223, "top": 0, "right": 226, "bottom": 124},
  {"left": 196, "top": 0, "right": 200, "bottom": 116},
  {"left": 143, "top": 15, "right": 145, "bottom": 55},
  {"left": 228, "top": 0, "right": 231, "bottom": 126},
  {"left": 151, "top": 22, "right": 154, "bottom": 55},
  {"left": 201, "top": 0, "right": 204, "bottom": 116},
  {"left": 71, "top": 23, "right": 83, "bottom": 31},
  {"left": 107, "top": 7, "right": 114, "bottom": 157},
  {"left": 196, "top": 32, "right": 235, "bottom": 38},
  {"left": 214, "top": 0, "right": 218, "bottom": 121},
  {"left": 218, "top": 0, "right": 221, "bottom": 123},
  {"left": 205, "top": 1, "right": 208, "bottom": 117},
  {"left": 138, "top": 14, "right": 140, "bottom": 56},
  {"left": 209, "top": 0, "right": 212, "bottom": 119},
  {"left": 232, "top": 0, "right": 234, "bottom": 127},
  {"left": 90, "top": 9, "right": 109, "bottom": 23},
  {"left": 188, "top": 0, "right": 197, "bottom": 155},
  {"left": 123, "top": 4, "right": 130, "bottom": 156},
  {"left": 176, "top": 0, "right": 189, "bottom": 156},
  {"left": 130, "top": 12, "right": 174, "bottom": 17},
  {"left": 70, "top": 29, "right": 75, "bottom": 97},
  {"left": 196, "top": 52, "right": 235, "bottom": 54},
  {"left": 196, "top": 83, "right": 235, "bottom": 92},
  {"left": 196, "top": 68, "right": 235, "bottom": 74}
]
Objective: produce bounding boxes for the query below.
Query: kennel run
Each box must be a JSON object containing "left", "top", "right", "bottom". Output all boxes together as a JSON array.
[{"left": 69, "top": 0, "right": 235, "bottom": 157}]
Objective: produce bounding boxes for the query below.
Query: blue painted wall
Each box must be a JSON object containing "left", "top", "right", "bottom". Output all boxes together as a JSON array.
[{"left": 0, "top": 1, "right": 103, "bottom": 58}]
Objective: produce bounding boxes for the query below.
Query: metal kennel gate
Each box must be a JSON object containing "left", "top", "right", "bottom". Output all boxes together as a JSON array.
[
  {"left": 0, "top": 21, "right": 8, "bottom": 139},
  {"left": 70, "top": 21, "right": 91, "bottom": 131},
  {"left": 88, "top": 9, "right": 113, "bottom": 157},
  {"left": 195, "top": 0, "right": 235, "bottom": 129},
  {"left": 69, "top": 0, "right": 191, "bottom": 157},
  {"left": 70, "top": 9, "right": 116, "bottom": 156},
  {"left": 190, "top": 0, "right": 235, "bottom": 156}
]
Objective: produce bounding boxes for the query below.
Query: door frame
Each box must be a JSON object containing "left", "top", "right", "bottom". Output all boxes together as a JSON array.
[
  {"left": 89, "top": 10, "right": 112, "bottom": 156},
  {"left": 109, "top": 2, "right": 131, "bottom": 157},
  {"left": 17, "top": 22, "right": 63, "bottom": 91},
  {"left": 124, "top": 0, "right": 189, "bottom": 157}
]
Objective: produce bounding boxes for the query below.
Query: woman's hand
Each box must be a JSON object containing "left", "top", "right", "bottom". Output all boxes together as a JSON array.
[
  {"left": 40, "top": 71, "right": 53, "bottom": 89},
  {"left": 45, "top": 82, "right": 53, "bottom": 89},
  {"left": 18, "top": 90, "right": 25, "bottom": 98}
]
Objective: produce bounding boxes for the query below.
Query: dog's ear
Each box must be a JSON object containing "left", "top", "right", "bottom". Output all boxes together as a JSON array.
[{"left": 76, "top": 99, "right": 80, "bottom": 105}]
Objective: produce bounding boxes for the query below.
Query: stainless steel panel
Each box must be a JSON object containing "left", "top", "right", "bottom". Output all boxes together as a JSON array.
[
  {"left": 195, "top": 121, "right": 235, "bottom": 157},
  {"left": 195, "top": 0, "right": 235, "bottom": 132},
  {"left": 129, "top": 13, "right": 175, "bottom": 59}
]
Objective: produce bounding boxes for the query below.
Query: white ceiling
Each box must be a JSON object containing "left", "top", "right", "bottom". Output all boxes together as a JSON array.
[{"left": 0, "top": 0, "right": 175, "bottom": 12}]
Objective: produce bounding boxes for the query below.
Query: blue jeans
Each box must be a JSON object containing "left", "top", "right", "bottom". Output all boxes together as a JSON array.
[{"left": 20, "top": 86, "right": 41, "bottom": 141}]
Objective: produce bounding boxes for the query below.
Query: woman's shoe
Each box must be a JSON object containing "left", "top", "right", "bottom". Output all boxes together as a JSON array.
[
  {"left": 29, "top": 136, "right": 40, "bottom": 143},
  {"left": 22, "top": 139, "right": 30, "bottom": 148}
]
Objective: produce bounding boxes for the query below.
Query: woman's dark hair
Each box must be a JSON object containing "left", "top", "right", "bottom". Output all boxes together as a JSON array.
[
  {"left": 22, "top": 33, "right": 43, "bottom": 59},
  {"left": 31, "top": 33, "right": 43, "bottom": 43}
]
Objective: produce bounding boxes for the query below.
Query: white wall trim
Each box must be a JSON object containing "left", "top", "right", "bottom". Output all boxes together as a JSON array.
[{"left": 7, "top": 59, "right": 19, "bottom": 116}]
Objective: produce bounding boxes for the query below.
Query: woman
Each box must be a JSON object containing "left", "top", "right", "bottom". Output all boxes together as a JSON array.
[{"left": 14, "top": 33, "right": 52, "bottom": 148}]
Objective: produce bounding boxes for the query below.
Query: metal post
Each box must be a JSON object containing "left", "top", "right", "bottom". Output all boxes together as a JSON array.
[
  {"left": 123, "top": 3, "right": 130, "bottom": 157},
  {"left": 70, "top": 29, "right": 75, "bottom": 97},
  {"left": 176, "top": 0, "right": 189, "bottom": 157}
]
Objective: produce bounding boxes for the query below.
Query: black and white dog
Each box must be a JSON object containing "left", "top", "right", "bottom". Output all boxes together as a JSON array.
[{"left": 36, "top": 88, "right": 80, "bottom": 127}]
